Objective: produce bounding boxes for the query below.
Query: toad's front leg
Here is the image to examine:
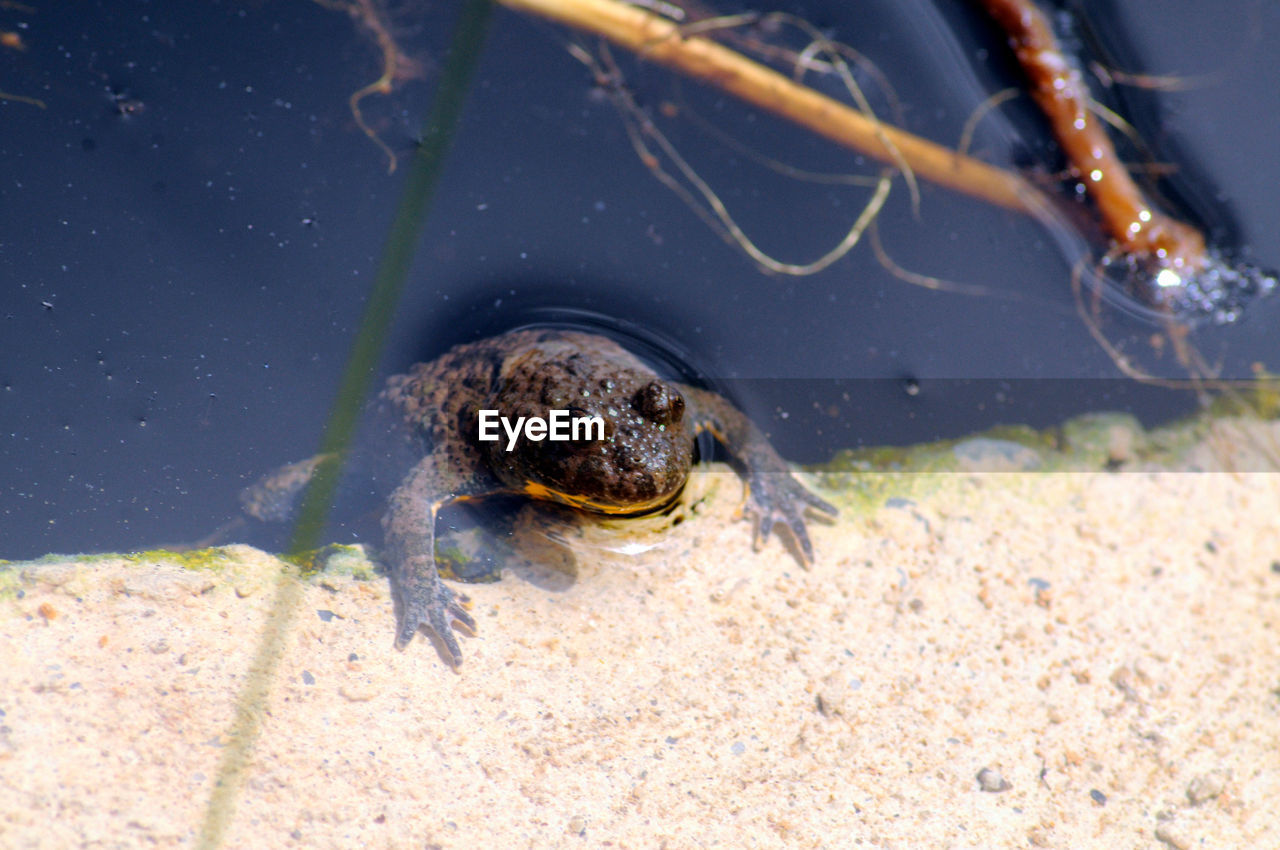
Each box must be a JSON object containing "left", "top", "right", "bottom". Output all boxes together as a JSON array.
[
  {"left": 382, "top": 452, "right": 501, "bottom": 666},
  {"left": 680, "top": 384, "right": 837, "bottom": 565}
]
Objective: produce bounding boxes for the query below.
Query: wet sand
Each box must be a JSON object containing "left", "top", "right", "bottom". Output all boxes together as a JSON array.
[{"left": 3, "top": 416, "right": 1280, "bottom": 848}]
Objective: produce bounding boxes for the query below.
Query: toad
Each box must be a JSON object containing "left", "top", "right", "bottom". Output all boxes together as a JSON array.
[{"left": 248, "top": 329, "right": 836, "bottom": 666}]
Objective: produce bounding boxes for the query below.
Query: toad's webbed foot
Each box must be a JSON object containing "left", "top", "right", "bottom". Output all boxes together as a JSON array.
[
  {"left": 394, "top": 558, "right": 476, "bottom": 666},
  {"left": 385, "top": 452, "right": 499, "bottom": 666},
  {"left": 679, "top": 384, "right": 837, "bottom": 565},
  {"left": 747, "top": 470, "right": 837, "bottom": 565}
]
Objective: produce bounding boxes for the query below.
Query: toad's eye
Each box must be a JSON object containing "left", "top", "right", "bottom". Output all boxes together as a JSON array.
[{"left": 632, "top": 381, "right": 684, "bottom": 427}]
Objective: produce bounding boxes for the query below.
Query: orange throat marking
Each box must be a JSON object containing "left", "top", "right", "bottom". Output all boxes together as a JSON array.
[{"left": 521, "top": 481, "right": 678, "bottom": 516}]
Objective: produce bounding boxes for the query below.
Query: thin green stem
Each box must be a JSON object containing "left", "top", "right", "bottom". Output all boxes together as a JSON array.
[{"left": 194, "top": 3, "right": 493, "bottom": 847}]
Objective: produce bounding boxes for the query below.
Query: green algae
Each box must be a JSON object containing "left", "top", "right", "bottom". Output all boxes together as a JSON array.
[
  {"left": 0, "top": 565, "right": 23, "bottom": 601},
  {"left": 815, "top": 421, "right": 1058, "bottom": 514},
  {"left": 285, "top": 543, "right": 378, "bottom": 581},
  {"left": 812, "top": 404, "right": 1280, "bottom": 516},
  {"left": 123, "top": 547, "right": 238, "bottom": 572},
  {"left": 4, "top": 540, "right": 485, "bottom": 592},
  {"left": 1, "top": 545, "right": 382, "bottom": 601}
]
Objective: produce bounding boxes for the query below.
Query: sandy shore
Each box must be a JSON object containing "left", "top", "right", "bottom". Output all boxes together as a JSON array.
[{"left": 4, "top": 415, "right": 1280, "bottom": 848}]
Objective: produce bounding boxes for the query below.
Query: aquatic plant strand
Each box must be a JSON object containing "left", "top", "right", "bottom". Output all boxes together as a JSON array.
[{"left": 194, "top": 2, "right": 494, "bottom": 846}]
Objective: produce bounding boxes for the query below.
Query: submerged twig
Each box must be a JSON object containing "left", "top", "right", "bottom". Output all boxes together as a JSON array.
[
  {"left": 2, "top": 8, "right": 45, "bottom": 108},
  {"left": 498, "top": 0, "right": 1039, "bottom": 214},
  {"left": 314, "top": 0, "right": 426, "bottom": 174},
  {"left": 977, "top": 0, "right": 1203, "bottom": 265},
  {"left": 501, "top": 0, "right": 1275, "bottom": 326},
  {"left": 576, "top": 41, "right": 891, "bottom": 275},
  {"left": 976, "top": 0, "right": 1275, "bottom": 324}
]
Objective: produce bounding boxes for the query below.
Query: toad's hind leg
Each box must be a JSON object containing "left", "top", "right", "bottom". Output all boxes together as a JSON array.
[{"left": 383, "top": 451, "right": 501, "bottom": 666}]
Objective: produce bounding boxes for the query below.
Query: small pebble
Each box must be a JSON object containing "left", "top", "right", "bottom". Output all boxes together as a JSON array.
[
  {"left": 233, "top": 583, "right": 260, "bottom": 599},
  {"left": 1186, "top": 770, "right": 1226, "bottom": 805},
  {"left": 976, "top": 767, "right": 1011, "bottom": 792},
  {"left": 338, "top": 684, "right": 379, "bottom": 702},
  {"left": 1154, "top": 823, "right": 1191, "bottom": 850},
  {"left": 953, "top": 438, "right": 1042, "bottom": 472}
]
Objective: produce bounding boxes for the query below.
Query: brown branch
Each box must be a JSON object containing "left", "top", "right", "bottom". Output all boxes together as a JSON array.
[
  {"left": 975, "top": 0, "right": 1207, "bottom": 274},
  {"left": 497, "top": 0, "right": 1039, "bottom": 214},
  {"left": 501, "top": 0, "right": 1274, "bottom": 324}
]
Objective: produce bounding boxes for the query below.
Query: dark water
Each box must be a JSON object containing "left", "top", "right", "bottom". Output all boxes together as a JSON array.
[{"left": 2, "top": 0, "right": 1277, "bottom": 559}]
